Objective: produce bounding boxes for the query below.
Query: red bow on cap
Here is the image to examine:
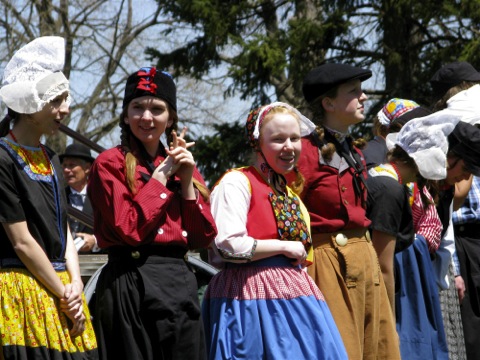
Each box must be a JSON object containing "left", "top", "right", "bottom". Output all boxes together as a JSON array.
[{"left": 136, "top": 67, "right": 157, "bottom": 94}]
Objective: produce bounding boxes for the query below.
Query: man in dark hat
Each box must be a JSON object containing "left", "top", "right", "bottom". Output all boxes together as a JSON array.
[{"left": 60, "top": 143, "right": 99, "bottom": 253}]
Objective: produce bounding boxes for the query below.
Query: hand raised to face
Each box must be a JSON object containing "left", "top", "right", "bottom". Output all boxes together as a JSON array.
[
  {"left": 166, "top": 127, "right": 196, "bottom": 181},
  {"left": 152, "top": 127, "right": 196, "bottom": 186}
]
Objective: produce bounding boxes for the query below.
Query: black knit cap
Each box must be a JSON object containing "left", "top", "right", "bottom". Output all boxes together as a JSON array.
[
  {"left": 430, "top": 61, "right": 480, "bottom": 100},
  {"left": 302, "top": 63, "right": 372, "bottom": 103},
  {"left": 448, "top": 121, "right": 480, "bottom": 176},
  {"left": 123, "top": 67, "right": 177, "bottom": 111}
]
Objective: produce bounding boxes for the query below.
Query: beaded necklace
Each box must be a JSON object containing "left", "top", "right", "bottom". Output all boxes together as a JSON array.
[{"left": 9, "top": 130, "right": 52, "bottom": 175}]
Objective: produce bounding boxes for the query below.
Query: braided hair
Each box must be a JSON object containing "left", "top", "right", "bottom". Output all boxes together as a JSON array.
[{"left": 308, "top": 89, "right": 339, "bottom": 162}]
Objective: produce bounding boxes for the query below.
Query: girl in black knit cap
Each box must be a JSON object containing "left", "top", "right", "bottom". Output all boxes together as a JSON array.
[{"left": 88, "top": 66, "right": 217, "bottom": 360}]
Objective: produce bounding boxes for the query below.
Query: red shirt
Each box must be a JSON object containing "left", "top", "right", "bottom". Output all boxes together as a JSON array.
[
  {"left": 295, "top": 135, "right": 371, "bottom": 233},
  {"left": 88, "top": 145, "right": 217, "bottom": 249}
]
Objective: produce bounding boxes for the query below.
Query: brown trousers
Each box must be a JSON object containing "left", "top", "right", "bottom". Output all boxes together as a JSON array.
[{"left": 308, "top": 229, "right": 400, "bottom": 360}]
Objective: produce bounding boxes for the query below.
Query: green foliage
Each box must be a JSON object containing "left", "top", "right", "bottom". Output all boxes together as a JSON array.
[
  {"left": 149, "top": 0, "right": 249, "bottom": 78},
  {"left": 191, "top": 121, "right": 251, "bottom": 186},
  {"left": 149, "top": 0, "right": 355, "bottom": 106},
  {"left": 151, "top": 0, "right": 480, "bottom": 144}
]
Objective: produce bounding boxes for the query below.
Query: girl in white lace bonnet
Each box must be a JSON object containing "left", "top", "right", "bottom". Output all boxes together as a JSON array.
[
  {"left": 0, "top": 36, "right": 98, "bottom": 359},
  {"left": 368, "top": 103, "right": 480, "bottom": 310}
]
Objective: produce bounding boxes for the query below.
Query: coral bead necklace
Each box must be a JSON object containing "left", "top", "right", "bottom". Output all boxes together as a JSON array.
[
  {"left": 9, "top": 130, "right": 52, "bottom": 175},
  {"left": 390, "top": 162, "right": 403, "bottom": 185}
]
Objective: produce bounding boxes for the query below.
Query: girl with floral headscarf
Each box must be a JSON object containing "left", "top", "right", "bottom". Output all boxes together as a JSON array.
[{"left": 202, "top": 102, "right": 347, "bottom": 360}]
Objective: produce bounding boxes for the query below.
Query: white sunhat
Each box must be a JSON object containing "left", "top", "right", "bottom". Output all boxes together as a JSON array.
[{"left": 0, "top": 36, "right": 70, "bottom": 114}]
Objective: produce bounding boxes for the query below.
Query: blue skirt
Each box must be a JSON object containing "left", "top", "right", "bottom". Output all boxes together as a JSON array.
[
  {"left": 202, "top": 256, "right": 347, "bottom": 360},
  {"left": 395, "top": 235, "right": 448, "bottom": 360}
]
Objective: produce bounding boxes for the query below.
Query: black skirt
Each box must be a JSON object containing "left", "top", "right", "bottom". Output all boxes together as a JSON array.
[{"left": 93, "top": 246, "right": 206, "bottom": 360}]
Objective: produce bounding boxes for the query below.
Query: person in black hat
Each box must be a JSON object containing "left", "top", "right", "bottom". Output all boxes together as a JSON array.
[
  {"left": 429, "top": 62, "right": 480, "bottom": 359},
  {"left": 432, "top": 120, "right": 480, "bottom": 360},
  {"left": 60, "top": 143, "right": 98, "bottom": 253},
  {"left": 87, "top": 66, "right": 217, "bottom": 360},
  {"left": 430, "top": 61, "right": 480, "bottom": 109},
  {"left": 293, "top": 63, "right": 401, "bottom": 359},
  {"left": 446, "top": 122, "right": 480, "bottom": 182},
  {"left": 448, "top": 121, "right": 480, "bottom": 360}
]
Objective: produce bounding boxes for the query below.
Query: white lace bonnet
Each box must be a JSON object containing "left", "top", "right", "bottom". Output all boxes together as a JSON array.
[
  {"left": 0, "top": 36, "right": 70, "bottom": 114},
  {"left": 386, "top": 84, "right": 480, "bottom": 180}
]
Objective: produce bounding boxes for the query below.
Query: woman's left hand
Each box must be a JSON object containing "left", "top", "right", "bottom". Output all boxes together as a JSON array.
[
  {"left": 167, "top": 127, "right": 196, "bottom": 181},
  {"left": 68, "top": 312, "right": 86, "bottom": 338},
  {"left": 59, "top": 280, "right": 86, "bottom": 337}
]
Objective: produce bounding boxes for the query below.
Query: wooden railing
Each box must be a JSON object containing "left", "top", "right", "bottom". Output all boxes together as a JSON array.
[{"left": 59, "top": 123, "right": 105, "bottom": 154}]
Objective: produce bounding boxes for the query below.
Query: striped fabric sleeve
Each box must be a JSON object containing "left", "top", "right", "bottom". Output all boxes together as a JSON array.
[{"left": 412, "top": 187, "right": 442, "bottom": 253}]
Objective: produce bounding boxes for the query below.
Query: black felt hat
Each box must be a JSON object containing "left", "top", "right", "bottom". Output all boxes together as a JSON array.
[
  {"left": 59, "top": 143, "right": 95, "bottom": 163},
  {"left": 123, "top": 66, "right": 177, "bottom": 111},
  {"left": 448, "top": 121, "right": 480, "bottom": 177},
  {"left": 302, "top": 63, "right": 372, "bottom": 103},
  {"left": 430, "top": 61, "right": 480, "bottom": 99}
]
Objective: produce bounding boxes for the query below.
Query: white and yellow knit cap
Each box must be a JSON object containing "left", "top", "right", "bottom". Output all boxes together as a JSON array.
[{"left": 0, "top": 36, "right": 70, "bottom": 114}]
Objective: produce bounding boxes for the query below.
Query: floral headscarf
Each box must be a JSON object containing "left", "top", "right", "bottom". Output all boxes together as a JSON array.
[{"left": 378, "top": 98, "right": 420, "bottom": 127}]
